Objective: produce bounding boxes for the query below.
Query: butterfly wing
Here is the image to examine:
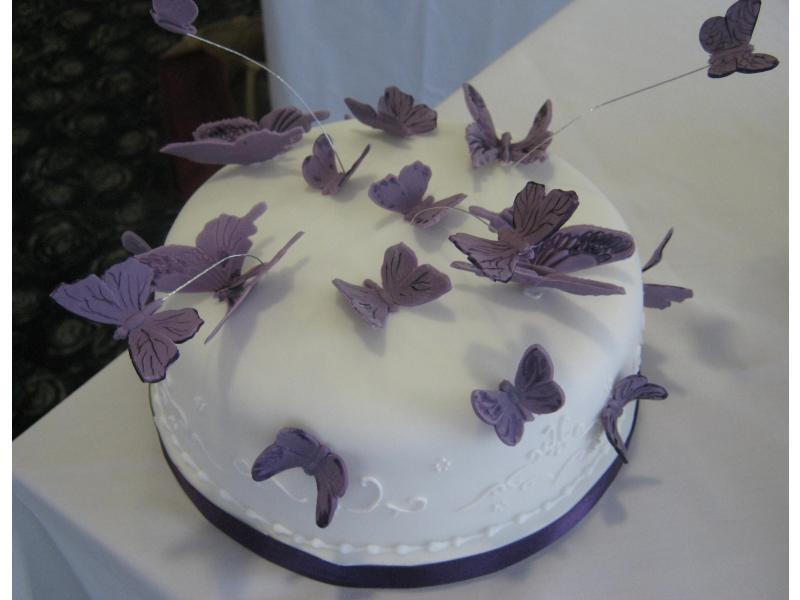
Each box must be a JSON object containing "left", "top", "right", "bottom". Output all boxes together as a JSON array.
[
  {"left": 338, "top": 144, "right": 371, "bottom": 191},
  {"left": 514, "top": 264, "right": 625, "bottom": 296},
  {"left": 642, "top": 228, "right": 673, "bottom": 272},
  {"left": 128, "top": 307, "right": 203, "bottom": 383},
  {"left": 643, "top": 284, "right": 694, "bottom": 309},
  {"left": 471, "top": 388, "right": 527, "bottom": 446},
  {"left": 259, "top": 107, "right": 330, "bottom": 133},
  {"left": 614, "top": 374, "right": 669, "bottom": 403},
  {"left": 410, "top": 193, "right": 467, "bottom": 228},
  {"left": 343, "top": 97, "right": 379, "bottom": 129},
  {"left": 509, "top": 99, "right": 553, "bottom": 164},
  {"left": 380, "top": 242, "right": 451, "bottom": 307},
  {"left": 121, "top": 231, "right": 153, "bottom": 255},
  {"left": 332, "top": 279, "right": 391, "bottom": 328},
  {"left": 397, "top": 161, "right": 432, "bottom": 205},
  {"left": 462, "top": 84, "right": 501, "bottom": 167},
  {"left": 468, "top": 205, "right": 514, "bottom": 232},
  {"left": 737, "top": 51, "right": 779, "bottom": 74},
  {"left": 51, "top": 258, "right": 153, "bottom": 325},
  {"left": 724, "top": 0, "right": 760, "bottom": 45},
  {"left": 161, "top": 128, "right": 303, "bottom": 165},
  {"left": 150, "top": 0, "right": 198, "bottom": 34},
  {"left": 449, "top": 233, "right": 519, "bottom": 282},
  {"left": 511, "top": 183, "right": 579, "bottom": 246},
  {"left": 251, "top": 428, "right": 321, "bottom": 481},
  {"left": 530, "top": 225, "right": 635, "bottom": 273},
  {"left": 313, "top": 453, "right": 348, "bottom": 528},
  {"left": 513, "top": 344, "right": 565, "bottom": 415}
]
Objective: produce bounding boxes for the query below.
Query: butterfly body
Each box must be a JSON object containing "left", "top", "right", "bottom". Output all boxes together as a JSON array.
[
  {"left": 251, "top": 428, "right": 347, "bottom": 528},
  {"left": 699, "top": 0, "right": 778, "bottom": 78},
  {"left": 471, "top": 345, "right": 565, "bottom": 446}
]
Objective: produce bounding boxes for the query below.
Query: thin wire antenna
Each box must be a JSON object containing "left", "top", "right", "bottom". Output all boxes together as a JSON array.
[
  {"left": 186, "top": 32, "right": 346, "bottom": 173},
  {"left": 409, "top": 206, "right": 491, "bottom": 227},
  {"left": 159, "top": 253, "right": 264, "bottom": 303},
  {"left": 511, "top": 64, "right": 708, "bottom": 167}
]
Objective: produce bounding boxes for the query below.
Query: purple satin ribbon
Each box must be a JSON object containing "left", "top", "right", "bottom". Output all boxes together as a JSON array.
[{"left": 155, "top": 401, "right": 638, "bottom": 588}]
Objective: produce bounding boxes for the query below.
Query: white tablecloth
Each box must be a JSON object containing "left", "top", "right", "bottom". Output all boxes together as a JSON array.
[{"left": 13, "top": 1, "right": 788, "bottom": 598}]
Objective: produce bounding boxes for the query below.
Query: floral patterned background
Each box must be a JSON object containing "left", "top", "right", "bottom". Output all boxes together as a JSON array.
[{"left": 12, "top": 0, "right": 260, "bottom": 438}]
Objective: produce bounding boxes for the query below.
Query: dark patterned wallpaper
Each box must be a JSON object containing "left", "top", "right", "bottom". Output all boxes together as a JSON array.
[{"left": 13, "top": 0, "right": 261, "bottom": 438}]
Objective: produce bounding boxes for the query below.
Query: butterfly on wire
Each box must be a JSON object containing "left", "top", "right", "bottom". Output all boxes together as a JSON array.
[
  {"left": 251, "top": 428, "right": 347, "bottom": 528},
  {"left": 699, "top": 0, "right": 779, "bottom": 78},
  {"left": 368, "top": 160, "right": 466, "bottom": 228},
  {"left": 122, "top": 202, "right": 304, "bottom": 342},
  {"left": 462, "top": 83, "right": 553, "bottom": 168},
  {"left": 471, "top": 344, "right": 565, "bottom": 446},
  {"left": 50, "top": 258, "right": 203, "bottom": 383},
  {"left": 302, "top": 134, "right": 370, "bottom": 195},
  {"left": 332, "top": 243, "right": 451, "bottom": 329},
  {"left": 641, "top": 228, "right": 693, "bottom": 309}
]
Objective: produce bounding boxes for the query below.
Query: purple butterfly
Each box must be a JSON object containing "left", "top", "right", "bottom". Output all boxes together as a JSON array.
[
  {"left": 368, "top": 161, "right": 467, "bottom": 228},
  {"left": 332, "top": 243, "right": 451, "bottom": 329},
  {"left": 127, "top": 203, "right": 304, "bottom": 342},
  {"left": 302, "top": 134, "right": 370, "bottom": 195},
  {"left": 344, "top": 86, "right": 437, "bottom": 137},
  {"left": 641, "top": 228, "right": 694, "bottom": 310},
  {"left": 471, "top": 345, "right": 565, "bottom": 446},
  {"left": 449, "top": 181, "right": 579, "bottom": 283},
  {"left": 161, "top": 106, "right": 328, "bottom": 165},
  {"left": 450, "top": 261, "right": 625, "bottom": 297},
  {"left": 251, "top": 428, "right": 347, "bottom": 528},
  {"left": 601, "top": 374, "right": 668, "bottom": 463},
  {"left": 462, "top": 83, "right": 553, "bottom": 168},
  {"left": 699, "top": 0, "right": 779, "bottom": 78},
  {"left": 50, "top": 258, "right": 203, "bottom": 383},
  {"left": 150, "top": 0, "right": 198, "bottom": 35}
]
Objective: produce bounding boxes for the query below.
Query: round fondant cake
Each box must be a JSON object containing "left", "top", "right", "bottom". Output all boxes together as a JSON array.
[{"left": 149, "top": 120, "right": 644, "bottom": 586}]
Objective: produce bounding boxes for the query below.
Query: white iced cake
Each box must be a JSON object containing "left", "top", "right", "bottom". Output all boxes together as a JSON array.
[{"left": 150, "top": 120, "right": 643, "bottom": 583}]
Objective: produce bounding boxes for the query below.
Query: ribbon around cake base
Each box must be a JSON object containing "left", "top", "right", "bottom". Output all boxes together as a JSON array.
[{"left": 153, "top": 397, "right": 639, "bottom": 589}]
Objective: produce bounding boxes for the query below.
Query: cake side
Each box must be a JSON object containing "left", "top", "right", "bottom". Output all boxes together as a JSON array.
[{"left": 151, "top": 120, "right": 644, "bottom": 565}]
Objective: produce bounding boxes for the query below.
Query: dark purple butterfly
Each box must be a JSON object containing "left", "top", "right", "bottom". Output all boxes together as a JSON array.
[
  {"left": 251, "top": 428, "right": 347, "bottom": 528},
  {"left": 601, "top": 374, "right": 668, "bottom": 463},
  {"left": 462, "top": 83, "right": 553, "bottom": 168},
  {"left": 302, "top": 134, "right": 371, "bottom": 195},
  {"left": 50, "top": 258, "right": 203, "bottom": 383},
  {"left": 160, "top": 106, "right": 328, "bottom": 165},
  {"left": 344, "top": 86, "right": 437, "bottom": 137},
  {"left": 641, "top": 228, "right": 693, "bottom": 310},
  {"left": 150, "top": 0, "right": 198, "bottom": 35},
  {"left": 471, "top": 344, "right": 565, "bottom": 446},
  {"left": 332, "top": 242, "right": 451, "bottom": 329},
  {"left": 127, "top": 203, "right": 304, "bottom": 342},
  {"left": 368, "top": 161, "right": 466, "bottom": 228},
  {"left": 449, "top": 181, "right": 579, "bottom": 283},
  {"left": 450, "top": 261, "right": 625, "bottom": 297},
  {"left": 699, "top": 0, "right": 778, "bottom": 78}
]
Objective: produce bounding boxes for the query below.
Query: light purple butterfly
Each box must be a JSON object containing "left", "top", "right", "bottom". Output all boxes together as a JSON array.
[
  {"left": 251, "top": 428, "right": 347, "bottom": 528},
  {"left": 302, "top": 134, "right": 370, "bottom": 195},
  {"left": 450, "top": 261, "right": 625, "bottom": 297},
  {"left": 641, "top": 228, "right": 694, "bottom": 310},
  {"left": 332, "top": 242, "right": 451, "bottom": 329},
  {"left": 471, "top": 345, "right": 565, "bottom": 446},
  {"left": 150, "top": 0, "right": 198, "bottom": 35},
  {"left": 462, "top": 83, "right": 553, "bottom": 168},
  {"left": 601, "top": 374, "right": 668, "bottom": 463},
  {"left": 699, "top": 0, "right": 779, "bottom": 78},
  {"left": 126, "top": 203, "right": 304, "bottom": 342},
  {"left": 50, "top": 258, "right": 203, "bottom": 383},
  {"left": 368, "top": 161, "right": 467, "bottom": 228},
  {"left": 449, "top": 181, "right": 579, "bottom": 283},
  {"left": 160, "top": 106, "right": 328, "bottom": 165},
  {"left": 344, "top": 86, "right": 437, "bottom": 137}
]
